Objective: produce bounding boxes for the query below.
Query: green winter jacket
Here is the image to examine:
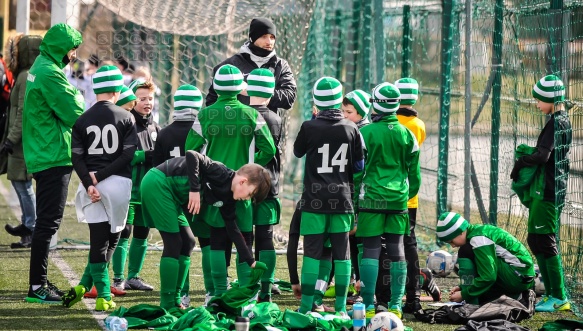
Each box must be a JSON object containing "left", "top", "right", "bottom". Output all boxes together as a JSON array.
[
  {"left": 462, "top": 224, "right": 535, "bottom": 302},
  {"left": 22, "top": 23, "right": 84, "bottom": 173},
  {"left": 0, "top": 35, "right": 42, "bottom": 180},
  {"left": 185, "top": 95, "right": 275, "bottom": 170},
  {"left": 358, "top": 114, "right": 421, "bottom": 212},
  {"left": 511, "top": 144, "right": 545, "bottom": 208}
]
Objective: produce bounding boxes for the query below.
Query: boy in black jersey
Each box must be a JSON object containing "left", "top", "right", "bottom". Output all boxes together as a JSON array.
[
  {"left": 62, "top": 65, "right": 137, "bottom": 311},
  {"left": 111, "top": 79, "right": 161, "bottom": 292},
  {"left": 152, "top": 84, "right": 203, "bottom": 306},
  {"left": 294, "top": 77, "right": 364, "bottom": 315},
  {"left": 247, "top": 68, "right": 281, "bottom": 302},
  {"left": 140, "top": 150, "right": 270, "bottom": 309}
]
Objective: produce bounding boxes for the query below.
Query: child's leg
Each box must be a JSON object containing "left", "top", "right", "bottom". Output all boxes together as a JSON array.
[
  {"left": 255, "top": 225, "right": 276, "bottom": 301},
  {"left": 88, "top": 222, "right": 114, "bottom": 301},
  {"left": 198, "top": 237, "right": 214, "bottom": 296},
  {"left": 300, "top": 234, "right": 324, "bottom": 313},
  {"left": 286, "top": 206, "right": 302, "bottom": 287},
  {"left": 235, "top": 231, "right": 254, "bottom": 287},
  {"left": 330, "top": 232, "right": 351, "bottom": 313},
  {"left": 404, "top": 208, "right": 421, "bottom": 304},
  {"left": 314, "top": 246, "right": 332, "bottom": 306},
  {"left": 356, "top": 212, "right": 384, "bottom": 308},
  {"left": 382, "top": 233, "right": 407, "bottom": 309},
  {"left": 159, "top": 230, "right": 183, "bottom": 309},
  {"left": 176, "top": 225, "right": 196, "bottom": 304},
  {"left": 112, "top": 207, "right": 134, "bottom": 281},
  {"left": 127, "top": 205, "right": 150, "bottom": 282},
  {"left": 528, "top": 233, "right": 566, "bottom": 300},
  {"left": 210, "top": 226, "right": 230, "bottom": 295},
  {"left": 457, "top": 243, "right": 479, "bottom": 305}
]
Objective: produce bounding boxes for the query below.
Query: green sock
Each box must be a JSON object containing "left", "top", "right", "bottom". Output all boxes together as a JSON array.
[
  {"left": 160, "top": 257, "right": 179, "bottom": 309},
  {"left": 181, "top": 270, "right": 190, "bottom": 297},
  {"left": 334, "top": 260, "right": 351, "bottom": 312},
  {"left": 535, "top": 254, "right": 552, "bottom": 297},
  {"left": 236, "top": 253, "right": 252, "bottom": 287},
  {"left": 457, "top": 258, "right": 479, "bottom": 305},
  {"left": 545, "top": 255, "right": 567, "bottom": 300},
  {"left": 112, "top": 237, "right": 129, "bottom": 279},
  {"left": 357, "top": 243, "right": 363, "bottom": 269},
  {"left": 210, "top": 249, "right": 228, "bottom": 295},
  {"left": 389, "top": 261, "right": 407, "bottom": 308},
  {"left": 127, "top": 238, "right": 148, "bottom": 279},
  {"left": 201, "top": 245, "right": 214, "bottom": 295},
  {"left": 259, "top": 250, "right": 276, "bottom": 299},
  {"left": 300, "top": 257, "right": 320, "bottom": 313},
  {"left": 177, "top": 255, "right": 191, "bottom": 302},
  {"left": 89, "top": 262, "right": 111, "bottom": 300},
  {"left": 314, "top": 258, "right": 332, "bottom": 305},
  {"left": 360, "top": 258, "right": 379, "bottom": 307},
  {"left": 79, "top": 261, "right": 93, "bottom": 291}
]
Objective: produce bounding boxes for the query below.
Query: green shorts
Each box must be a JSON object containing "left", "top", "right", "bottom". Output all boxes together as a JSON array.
[
  {"left": 253, "top": 198, "right": 281, "bottom": 226},
  {"left": 191, "top": 205, "right": 211, "bottom": 239},
  {"left": 300, "top": 212, "right": 353, "bottom": 235},
  {"left": 528, "top": 199, "right": 559, "bottom": 234},
  {"left": 141, "top": 169, "right": 189, "bottom": 233},
  {"left": 126, "top": 203, "right": 148, "bottom": 227},
  {"left": 356, "top": 212, "right": 409, "bottom": 237},
  {"left": 205, "top": 199, "right": 253, "bottom": 233}
]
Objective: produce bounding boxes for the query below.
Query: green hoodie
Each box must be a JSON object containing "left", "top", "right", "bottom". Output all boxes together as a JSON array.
[{"left": 22, "top": 23, "right": 84, "bottom": 173}]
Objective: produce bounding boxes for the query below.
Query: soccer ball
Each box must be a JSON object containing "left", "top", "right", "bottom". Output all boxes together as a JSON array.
[
  {"left": 426, "top": 250, "right": 453, "bottom": 277},
  {"left": 367, "top": 312, "right": 404, "bottom": 331},
  {"left": 533, "top": 264, "right": 545, "bottom": 296}
]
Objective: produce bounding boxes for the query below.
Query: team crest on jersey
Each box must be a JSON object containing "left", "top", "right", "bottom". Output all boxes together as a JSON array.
[
  {"left": 213, "top": 201, "right": 223, "bottom": 207},
  {"left": 225, "top": 106, "right": 231, "bottom": 111},
  {"left": 388, "top": 124, "right": 394, "bottom": 130},
  {"left": 151, "top": 131, "right": 157, "bottom": 141}
]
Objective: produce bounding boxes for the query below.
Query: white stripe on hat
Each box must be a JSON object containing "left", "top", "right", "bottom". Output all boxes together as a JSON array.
[
  {"left": 399, "top": 93, "right": 419, "bottom": 100},
  {"left": 247, "top": 74, "right": 275, "bottom": 83},
  {"left": 533, "top": 84, "right": 564, "bottom": 98},
  {"left": 214, "top": 82, "right": 244, "bottom": 91},
  {"left": 175, "top": 100, "right": 203, "bottom": 108},
  {"left": 175, "top": 90, "right": 202, "bottom": 97},
  {"left": 395, "top": 82, "right": 418, "bottom": 89},
  {"left": 316, "top": 97, "right": 344, "bottom": 107},
  {"left": 539, "top": 77, "right": 563, "bottom": 88},
  {"left": 215, "top": 72, "right": 244, "bottom": 81},
  {"left": 247, "top": 85, "right": 274, "bottom": 93},
  {"left": 351, "top": 94, "right": 369, "bottom": 114},
  {"left": 436, "top": 214, "right": 466, "bottom": 238},
  {"left": 93, "top": 80, "right": 124, "bottom": 89},
  {"left": 119, "top": 89, "right": 133, "bottom": 100},
  {"left": 93, "top": 69, "right": 122, "bottom": 79},
  {"left": 373, "top": 82, "right": 392, "bottom": 100},
  {"left": 314, "top": 84, "right": 343, "bottom": 97},
  {"left": 438, "top": 212, "right": 457, "bottom": 226}
]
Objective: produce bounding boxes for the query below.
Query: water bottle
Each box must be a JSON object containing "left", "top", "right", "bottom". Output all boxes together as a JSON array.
[
  {"left": 234, "top": 316, "right": 250, "bottom": 331},
  {"left": 352, "top": 302, "right": 366, "bottom": 331},
  {"left": 104, "top": 316, "right": 128, "bottom": 331}
]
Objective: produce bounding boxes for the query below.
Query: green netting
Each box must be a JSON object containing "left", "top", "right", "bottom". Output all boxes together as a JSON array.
[{"left": 15, "top": 0, "right": 582, "bottom": 315}]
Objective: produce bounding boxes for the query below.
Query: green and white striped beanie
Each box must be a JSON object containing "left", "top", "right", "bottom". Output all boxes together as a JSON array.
[
  {"left": 92, "top": 65, "right": 124, "bottom": 95},
  {"left": 313, "top": 77, "right": 343, "bottom": 110},
  {"left": 395, "top": 78, "right": 419, "bottom": 106},
  {"left": 344, "top": 90, "right": 371, "bottom": 118},
  {"left": 247, "top": 68, "right": 275, "bottom": 99},
  {"left": 371, "top": 82, "right": 401, "bottom": 114},
  {"left": 128, "top": 77, "right": 147, "bottom": 93},
  {"left": 115, "top": 85, "right": 136, "bottom": 107},
  {"left": 213, "top": 64, "right": 244, "bottom": 96},
  {"left": 436, "top": 212, "right": 469, "bottom": 242},
  {"left": 173, "top": 84, "right": 203, "bottom": 121},
  {"left": 532, "top": 75, "right": 565, "bottom": 104}
]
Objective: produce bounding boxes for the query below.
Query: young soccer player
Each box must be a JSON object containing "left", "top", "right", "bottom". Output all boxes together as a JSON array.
[
  {"left": 116, "top": 85, "right": 137, "bottom": 111},
  {"left": 246, "top": 68, "right": 282, "bottom": 303},
  {"left": 437, "top": 211, "right": 535, "bottom": 305},
  {"left": 356, "top": 82, "right": 421, "bottom": 319},
  {"left": 185, "top": 64, "right": 275, "bottom": 297},
  {"left": 62, "top": 65, "right": 137, "bottom": 311},
  {"left": 510, "top": 75, "right": 572, "bottom": 312},
  {"left": 111, "top": 79, "right": 161, "bottom": 292},
  {"left": 294, "top": 77, "right": 364, "bottom": 315}
]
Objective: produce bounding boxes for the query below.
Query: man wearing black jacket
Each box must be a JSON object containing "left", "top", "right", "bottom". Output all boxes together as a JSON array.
[{"left": 205, "top": 17, "right": 297, "bottom": 113}]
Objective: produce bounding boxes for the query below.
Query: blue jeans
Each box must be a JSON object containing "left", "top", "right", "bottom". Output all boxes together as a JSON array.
[{"left": 11, "top": 180, "right": 36, "bottom": 231}]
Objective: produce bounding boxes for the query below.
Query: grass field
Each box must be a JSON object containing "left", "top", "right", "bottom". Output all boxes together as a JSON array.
[{"left": 0, "top": 178, "right": 578, "bottom": 330}]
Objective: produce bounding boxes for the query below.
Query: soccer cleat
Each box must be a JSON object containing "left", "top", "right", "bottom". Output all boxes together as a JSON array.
[
  {"left": 112, "top": 278, "right": 126, "bottom": 292},
  {"left": 388, "top": 305, "right": 403, "bottom": 319},
  {"left": 337, "top": 311, "right": 351, "bottom": 320},
  {"left": 347, "top": 283, "right": 358, "bottom": 296},
  {"left": 47, "top": 281, "right": 65, "bottom": 297},
  {"left": 203, "top": 292, "right": 213, "bottom": 307},
  {"left": 271, "top": 283, "right": 282, "bottom": 295},
  {"left": 181, "top": 294, "right": 190, "bottom": 307},
  {"left": 535, "top": 296, "right": 570, "bottom": 312},
  {"left": 83, "top": 286, "right": 122, "bottom": 298},
  {"left": 62, "top": 285, "right": 86, "bottom": 308},
  {"left": 324, "top": 284, "right": 336, "bottom": 298},
  {"left": 535, "top": 295, "right": 549, "bottom": 307},
  {"left": 95, "top": 297, "right": 116, "bottom": 311},
  {"left": 11, "top": 235, "right": 32, "bottom": 249},
  {"left": 5, "top": 224, "right": 32, "bottom": 237},
  {"left": 313, "top": 303, "right": 335, "bottom": 313},
  {"left": 25, "top": 285, "right": 62, "bottom": 304},
  {"left": 83, "top": 286, "right": 98, "bottom": 298},
  {"left": 346, "top": 294, "right": 362, "bottom": 305},
  {"left": 420, "top": 268, "right": 441, "bottom": 301},
  {"left": 402, "top": 300, "right": 423, "bottom": 315},
  {"left": 125, "top": 277, "right": 154, "bottom": 291},
  {"left": 365, "top": 305, "right": 377, "bottom": 319}
]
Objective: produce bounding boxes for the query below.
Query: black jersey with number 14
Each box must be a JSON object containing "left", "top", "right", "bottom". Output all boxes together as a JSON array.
[{"left": 293, "top": 112, "right": 364, "bottom": 214}]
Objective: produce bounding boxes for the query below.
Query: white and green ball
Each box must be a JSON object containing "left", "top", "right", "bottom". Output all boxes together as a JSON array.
[
  {"left": 313, "top": 77, "right": 343, "bottom": 110},
  {"left": 394, "top": 77, "right": 419, "bottom": 106},
  {"left": 247, "top": 68, "right": 275, "bottom": 99},
  {"left": 213, "top": 64, "right": 245, "bottom": 96},
  {"left": 371, "top": 82, "right": 400, "bottom": 113}
]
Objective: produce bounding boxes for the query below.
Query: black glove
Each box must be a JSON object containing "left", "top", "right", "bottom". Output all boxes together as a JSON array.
[
  {"left": 510, "top": 158, "right": 525, "bottom": 182},
  {"left": 0, "top": 140, "right": 14, "bottom": 155}
]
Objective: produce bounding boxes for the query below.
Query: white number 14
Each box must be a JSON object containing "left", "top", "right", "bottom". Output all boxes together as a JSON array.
[{"left": 317, "top": 143, "right": 348, "bottom": 173}]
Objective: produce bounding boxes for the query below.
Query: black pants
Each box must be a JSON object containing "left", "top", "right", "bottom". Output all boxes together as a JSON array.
[
  {"left": 29, "top": 166, "right": 72, "bottom": 286},
  {"left": 287, "top": 206, "right": 301, "bottom": 285},
  {"left": 89, "top": 222, "right": 121, "bottom": 263},
  {"left": 404, "top": 208, "right": 420, "bottom": 300}
]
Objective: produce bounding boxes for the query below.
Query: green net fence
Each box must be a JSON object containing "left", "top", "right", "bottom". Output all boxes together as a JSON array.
[{"left": 4, "top": 0, "right": 582, "bottom": 316}]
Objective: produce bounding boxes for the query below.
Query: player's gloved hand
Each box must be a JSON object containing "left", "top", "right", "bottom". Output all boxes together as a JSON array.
[{"left": 252, "top": 261, "right": 267, "bottom": 271}]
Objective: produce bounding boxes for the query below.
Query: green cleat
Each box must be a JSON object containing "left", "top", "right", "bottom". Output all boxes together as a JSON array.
[{"left": 62, "top": 285, "right": 86, "bottom": 308}]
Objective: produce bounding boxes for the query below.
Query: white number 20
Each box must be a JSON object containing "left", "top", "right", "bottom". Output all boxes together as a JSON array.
[
  {"left": 87, "top": 124, "right": 119, "bottom": 155},
  {"left": 317, "top": 143, "right": 348, "bottom": 173}
]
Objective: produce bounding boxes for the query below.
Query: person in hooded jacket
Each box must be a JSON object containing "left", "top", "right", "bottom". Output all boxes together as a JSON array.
[
  {"left": 22, "top": 23, "right": 84, "bottom": 304},
  {"left": 205, "top": 17, "right": 296, "bottom": 113},
  {"left": 1, "top": 34, "right": 42, "bottom": 249}
]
